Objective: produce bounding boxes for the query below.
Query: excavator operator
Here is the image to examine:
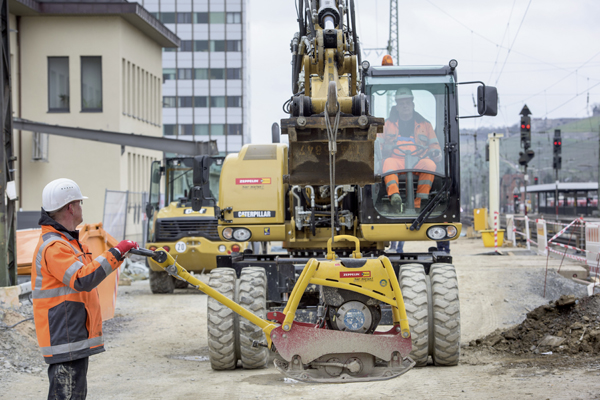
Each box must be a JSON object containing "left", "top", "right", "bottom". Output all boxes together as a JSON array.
[{"left": 381, "top": 87, "right": 442, "bottom": 210}]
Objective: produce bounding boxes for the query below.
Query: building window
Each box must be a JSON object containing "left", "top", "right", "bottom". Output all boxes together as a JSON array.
[
  {"left": 163, "top": 96, "right": 176, "bottom": 108},
  {"left": 195, "top": 68, "right": 208, "bottom": 79},
  {"left": 163, "top": 68, "right": 176, "bottom": 81},
  {"left": 163, "top": 47, "right": 177, "bottom": 53},
  {"left": 163, "top": 124, "right": 177, "bottom": 136},
  {"left": 177, "top": 12, "right": 192, "bottom": 24},
  {"left": 211, "top": 96, "right": 226, "bottom": 108},
  {"left": 194, "top": 96, "right": 208, "bottom": 107},
  {"left": 194, "top": 12, "right": 208, "bottom": 24},
  {"left": 210, "top": 12, "right": 225, "bottom": 24},
  {"left": 227, "top": 96, "right": 242, "bottom": 108},
  {"left": 177, "top": 68, "right": 193, "bottom": 80},
  {"left": 81, "top": 56, "right": 102, "bottom": 112},
  {"left": 227, "top": 40, "right": 242, "bottom": 52},
  {"left": 178, "top": 96, "right": 193, "bottom": 108},
  {"left": 159, "top": 12, "right": 175, "bottom": 24},
  {"left": 195, "top": 124, "right": 209, "bottom": 136},
  {"left": 194, "top": 40, "right": 209, "bottom": 52},
  {"left": 48, "top": 57, "right": 69, "bottom": 112},
  {"left": 211, "top": 124, "right": 225, "bottom": 135},
  {"left": 228, "top": 124, "right": 242, "bottom": 135},
  {"left": 210, "top": 69, "right": 225, "bottom": 80},
  {"left": 227, "top": 68, "right": 242, "bottom": 80},
  {"left": 180, "top": 124, "right": 193, "bottom": 135},
  {"left": 180, "top": 40, "right": 193, "bottom": 52},
  {"left": 226, "top": 12, "right": 241, "bottom": 24},
  {"left": 210, "top": 40, "right": 226, "bottom": 52}
]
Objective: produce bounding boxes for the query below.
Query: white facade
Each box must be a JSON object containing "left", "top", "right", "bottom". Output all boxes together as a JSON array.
[
  {"left": 9, "top": 1, "right": 178, "bottom": 225},
  {"left": 140, "top": 0, "right": 250, "bottom": 155}
]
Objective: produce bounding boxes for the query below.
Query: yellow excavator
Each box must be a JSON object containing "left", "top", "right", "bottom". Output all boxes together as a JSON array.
[{"left": 138, "top": 0, "right": 497, "bottom": 383}]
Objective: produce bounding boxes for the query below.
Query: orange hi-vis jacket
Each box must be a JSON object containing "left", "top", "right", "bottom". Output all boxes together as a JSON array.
[
  {"left": 32, "top": 210, "right": 123, "bottom": 364},
  {"left": 381, "top": 113, "right": 441, "bottom": 158}
]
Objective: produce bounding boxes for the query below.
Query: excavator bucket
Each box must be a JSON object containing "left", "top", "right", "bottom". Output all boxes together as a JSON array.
[{"left": 280, "top": 115, "right": 383, "bottom": 186}]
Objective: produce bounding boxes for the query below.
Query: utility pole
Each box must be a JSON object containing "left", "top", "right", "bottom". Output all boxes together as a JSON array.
[
  {"left": 518, "top": 105, "right": 534, "bottom": 215},
  {"left": 387, "top": 0, "right": 399, "bottom": 65},
  {"left": 0, "top": 0, "right": 16, "bottom": 288}
]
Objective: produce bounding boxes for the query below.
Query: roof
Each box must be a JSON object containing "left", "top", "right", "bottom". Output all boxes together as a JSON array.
[
  {"left": 522, "top": 182, "right": 598, "bottom": 193},
  {"left": 8, "top": 0, "right": 179, "bottom": 48}
]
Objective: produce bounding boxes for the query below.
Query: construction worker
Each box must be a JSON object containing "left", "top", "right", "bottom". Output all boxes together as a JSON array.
[
  {"left": 32, "top": 178, "right": 139, "bottom": 400},
  {"left": 382, "top": 87, "right": 442, "bottom": 209}
]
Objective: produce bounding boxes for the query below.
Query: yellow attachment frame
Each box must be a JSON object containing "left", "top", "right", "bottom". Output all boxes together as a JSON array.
[
  {"left": 282, "top": 235, "right": 411, "bottom": 339},
  {"left": 151, "top": 248, "right": 279, "bottom": 348}
]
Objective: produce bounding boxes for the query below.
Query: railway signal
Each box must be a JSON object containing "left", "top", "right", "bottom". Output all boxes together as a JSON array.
[{"left": 553, "top": 129, "right": 562, "bottom": 170}]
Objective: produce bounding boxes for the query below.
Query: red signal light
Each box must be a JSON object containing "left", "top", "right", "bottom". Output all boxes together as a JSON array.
[
  {"left": 526, "top": 124, "right": 531, "bottom": 129},
  {"left": 521, "top": 124, "right": 525, "bottom": 129}
]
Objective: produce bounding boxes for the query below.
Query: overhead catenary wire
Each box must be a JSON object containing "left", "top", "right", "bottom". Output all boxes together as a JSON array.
[{"left": 493, "top": 0, "right": 533, "bottom": 86}]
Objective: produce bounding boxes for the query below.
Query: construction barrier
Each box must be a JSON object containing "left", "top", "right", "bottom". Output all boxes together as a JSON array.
[{"left": 536, "top": 219, "right": 547, "bottom": 256}]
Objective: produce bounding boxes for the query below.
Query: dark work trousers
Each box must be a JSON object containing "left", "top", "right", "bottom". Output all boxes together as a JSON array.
[{"left": 47, "top": 357, "right": 89, "bottom": 400}]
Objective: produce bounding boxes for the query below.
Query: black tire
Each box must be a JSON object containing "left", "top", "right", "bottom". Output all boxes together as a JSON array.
[
  {"left": 174, "top": 279, "right": 189, "bottom": 289},
  {"left": 207, "top": 268, "right": 238, "bottom": 370},
  {"left": 149, "top": 269, "right": 174, "bottom": 294},
  {"left": 237, "top": 267, "right": 269, "bottom": 369},
  {"left": 430, "top": 263, "right": 461, "bottom": 366},
  {"left": 399, "top": 264, "right": 429, "bottom": 367}
]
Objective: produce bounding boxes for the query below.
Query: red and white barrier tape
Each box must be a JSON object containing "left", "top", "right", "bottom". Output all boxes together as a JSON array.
[
  {"left": 547, "top": 246, "right": 588, "bottom": 262},
  {"left": 547, "top": 217, "right": 584, "bottom": 244},
  {"left": 494, "top": 211, "right": 499, "bottom": 251},
  {"left": 549, "top": 241, "right": 588, "bottom": 253}
]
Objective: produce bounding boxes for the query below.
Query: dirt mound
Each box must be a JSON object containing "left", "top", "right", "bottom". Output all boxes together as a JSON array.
[
  {"left": 471, "top": 294, "right": 600, "bottom": 356},
  {"left": 0, "top": 305, "right": 46, "bottom": 380}
]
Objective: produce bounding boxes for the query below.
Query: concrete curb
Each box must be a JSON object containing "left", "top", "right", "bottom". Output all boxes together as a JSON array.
[{"left": 0, "top": 282, "right": 32, "bottom": 309}]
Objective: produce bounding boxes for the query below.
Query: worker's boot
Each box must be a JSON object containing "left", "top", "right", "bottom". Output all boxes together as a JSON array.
[{"left": 390, "top": 193, "right": 404, "bottom": 212}]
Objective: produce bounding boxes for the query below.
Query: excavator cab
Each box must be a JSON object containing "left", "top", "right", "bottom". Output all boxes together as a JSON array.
[{"left": 363, "top": 61, "right": 497, "bottom": 226}]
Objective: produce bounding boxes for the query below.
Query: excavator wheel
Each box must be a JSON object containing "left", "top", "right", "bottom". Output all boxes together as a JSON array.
[
  {"left": 236, "top": 267, "right": 269, "bottom": 369},
  {"left": 174, "top": 279, "right": 189, "bottom": 289},
  {"left": 207, "top": 268, "right": 238, "bottom": 370},
  {"left": 429, "top": 263, "right": 461, "bottom": 366},
  {"left": 149, "top": 268, "right": 174, "bottom": 294},
  {"left": 399, "top": 264, "right": 429, "bottom": 367}
]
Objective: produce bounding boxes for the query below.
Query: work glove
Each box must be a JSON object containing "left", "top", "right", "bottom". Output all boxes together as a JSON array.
[
  {"left": 114, "top": 240, "right": 139, "bottom": 257},
  {"left": 390, "top": 193, "right": 403, "bottom": 210}
]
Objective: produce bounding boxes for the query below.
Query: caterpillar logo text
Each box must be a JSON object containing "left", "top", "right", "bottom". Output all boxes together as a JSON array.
[
  {"left": 236, "top": 178, "right": 271, "bottom": 185},
  {"left": 339, "top": 271, "right": 372, "bottom": 278}
]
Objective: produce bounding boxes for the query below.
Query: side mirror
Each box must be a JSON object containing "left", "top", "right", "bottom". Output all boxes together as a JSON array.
[
  {"left": 457, "top": 81, "right": 499, "bottom": 119},
  {"left": 191, "top": 155, "right": 215, "bottom": 211},
  {"left": 477, "top": 85, "right": 498, "bottom": 116},
  {"left": 151, "top": 168, "right": 161, "bottom": 184},
  {"left": 145, "top": 203, "right": 154, "bottom": 219}
]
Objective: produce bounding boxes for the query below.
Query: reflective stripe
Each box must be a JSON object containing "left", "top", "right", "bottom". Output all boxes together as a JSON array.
[
  {"left": 385, "top": 180, "right": 398, "bottom": 187},
  {"left": 418, "top": 179, "right": 433, "bottom": 186},
  {"left": 95, "top": 256, "right": 112, "bottom": 276},
  {"left": 34, "top": 233, "right": 84, "bottom": 299},
  {"left": 40, "top": 336, "right": 104, "bottom": 356},
  {"left": 62, "top": 260, "right": 84, "bottom": 286},
  {"left": 33, "top": 286, "right": 79, "bottom": 299},
  {"left": 417, "top": 193, "right": 429, "bottom": 199}
]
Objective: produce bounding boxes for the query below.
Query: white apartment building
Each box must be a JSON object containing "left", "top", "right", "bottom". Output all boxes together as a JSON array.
[
  {"left": 138, "top": 0, "right": 250, "bottom": 155},
  {"left": 9, "top": 0, "right": 178, "bottom": 225}
]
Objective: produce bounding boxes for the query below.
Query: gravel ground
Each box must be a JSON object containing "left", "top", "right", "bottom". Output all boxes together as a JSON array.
[{"left": 1, "top": 237, "right": 600, "bottom": 399}]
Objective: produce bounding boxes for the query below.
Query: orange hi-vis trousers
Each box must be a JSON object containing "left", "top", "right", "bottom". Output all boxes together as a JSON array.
[{"left": 383, "top": 157, "right": 436, "bottom": 208}]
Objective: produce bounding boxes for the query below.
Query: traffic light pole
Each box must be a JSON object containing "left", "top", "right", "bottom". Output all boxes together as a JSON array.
[
  {"left": 555, "top": 170, "right": 559, "bottom": 221},
  {"left": 523, "top": 167, "right": 528, "bottom": 216}
]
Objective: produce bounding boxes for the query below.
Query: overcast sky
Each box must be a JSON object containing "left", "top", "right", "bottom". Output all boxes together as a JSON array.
[{"left": 248, "top": 0, "right": 600, "bottom": 143}]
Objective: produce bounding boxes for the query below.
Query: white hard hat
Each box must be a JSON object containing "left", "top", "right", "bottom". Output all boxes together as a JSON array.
[
  {"left": 42, "top": 178, "right": 88, "bottom": 212},
  {"left": 395, "top": 87, "right": 414, "bottom": 99}
]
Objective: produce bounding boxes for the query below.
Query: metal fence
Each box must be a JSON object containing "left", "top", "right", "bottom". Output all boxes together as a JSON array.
[{"left": 103, "top": 190, "right": 148, "bottom": 245}]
